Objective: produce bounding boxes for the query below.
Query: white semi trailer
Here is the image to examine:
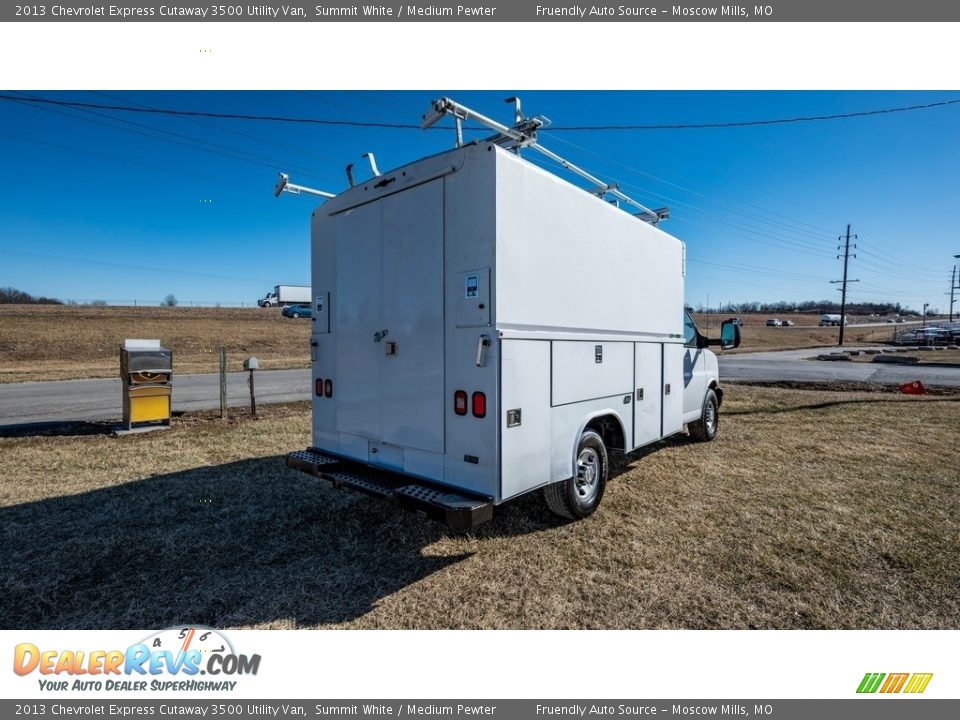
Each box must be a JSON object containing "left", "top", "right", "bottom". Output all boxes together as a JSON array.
[
  {"left": 258, "top": 284, "right": 311, "bottom": 308},
  {"left": 819, "top": 314, "right": 847, "bottom": 326},
  {"left": 283, "top": 98, "right": 740, "bottom": 528}
]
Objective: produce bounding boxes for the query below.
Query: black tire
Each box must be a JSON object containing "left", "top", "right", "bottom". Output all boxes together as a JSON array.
[
  {"left": 688, "top": 388, "right": 719, "bottom": 442},
  {"left": 291, "top": 312, "right": 300, "bottom": 319},
  {"left": 544, "top": 430, "right": 608, "bottom": 520}
]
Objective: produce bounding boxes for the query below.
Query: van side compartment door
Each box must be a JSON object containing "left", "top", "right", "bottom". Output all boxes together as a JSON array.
[{"left": 633, "top": 342, "right": 663, "bottom": 448}]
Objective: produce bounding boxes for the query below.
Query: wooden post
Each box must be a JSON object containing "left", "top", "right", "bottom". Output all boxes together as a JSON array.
[{"left": 219, "top": 346, "right": 227, "bottom": 419}]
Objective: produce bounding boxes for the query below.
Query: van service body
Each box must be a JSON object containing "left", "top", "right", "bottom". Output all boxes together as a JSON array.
[{"left": 283, "top": 97, "right": 739, "bottom": 528}]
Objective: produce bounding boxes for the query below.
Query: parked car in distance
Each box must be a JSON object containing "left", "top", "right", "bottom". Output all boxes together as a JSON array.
[
  {"left": 766, "top": 319, "right": 783, "bottom": 327},
  {"left": 726, "top": 317, "right": 744, "bottom": 326},
  {"left": 281, "top": 304, "right": 312, "bottom": 319},
  {"left": 780, "top": 319, "right": 795, "bottom": 327}
]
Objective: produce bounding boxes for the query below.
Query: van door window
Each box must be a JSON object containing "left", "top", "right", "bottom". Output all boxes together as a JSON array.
[{"left": 683, "top": 311, "right": 698, "bottom": 347}]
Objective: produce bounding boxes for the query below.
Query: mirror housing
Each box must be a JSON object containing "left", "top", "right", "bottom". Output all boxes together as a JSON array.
[{"left": 719, "top": 320, "right": 741, "bottom": 350}]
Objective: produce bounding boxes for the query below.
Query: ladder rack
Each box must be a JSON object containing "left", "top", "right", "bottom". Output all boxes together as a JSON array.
[{"left": 421, "top": 97, "right": 668, "bottom": 225}]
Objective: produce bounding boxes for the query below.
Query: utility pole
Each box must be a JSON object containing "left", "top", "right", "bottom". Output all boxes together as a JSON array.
[
  {"left": 831, "top": 224, "right": 859, "bottom": 346},
  {"left": 950, "top": 259, "right": 959, "bottom": 322}
]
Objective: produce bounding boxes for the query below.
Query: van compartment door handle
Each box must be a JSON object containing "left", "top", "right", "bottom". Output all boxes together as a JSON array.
[{"left": 475, "top": 334, "right": 491, "bottom": 367}]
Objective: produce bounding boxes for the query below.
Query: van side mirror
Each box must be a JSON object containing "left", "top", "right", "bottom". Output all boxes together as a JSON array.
[{"left": 720, "top": 321, "right": 741, "bottom": 350}]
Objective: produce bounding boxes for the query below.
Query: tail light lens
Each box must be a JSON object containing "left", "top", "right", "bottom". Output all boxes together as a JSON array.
[
  {"left": 324, "top": 379, "right": 333, "bottom": 398},
  {"left": 472, "top": 392, "right": 486, "bottom": 418},
  {"left": 454, "top": 390, "right": 468, "bottom": 416},
  {"left": 315, "top": 378, "right": 324, "bottom": 397}
]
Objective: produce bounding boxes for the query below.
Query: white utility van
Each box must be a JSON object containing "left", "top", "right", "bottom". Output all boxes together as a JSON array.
[{"left": 284, "top": 98, "right": 740, "bottom": 528}]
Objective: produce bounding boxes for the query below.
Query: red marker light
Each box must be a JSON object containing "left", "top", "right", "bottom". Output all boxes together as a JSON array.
[{"left": 472, "top": 392, "right": 486, "bottom": 418}]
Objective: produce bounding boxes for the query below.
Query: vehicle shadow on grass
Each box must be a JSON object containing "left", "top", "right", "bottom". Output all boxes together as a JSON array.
[{"left": 1, "top": 455, "right": 542, "bottom": 629}]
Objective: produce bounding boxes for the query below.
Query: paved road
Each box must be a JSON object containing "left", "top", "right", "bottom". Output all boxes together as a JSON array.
[
  {"left": 0, "top": 368, "right": 311, "bottom": 427},
  {"left": 720, "top": 347, "right": 960, "bottom": 387},
  {"left": 2, "top": 347, "right": 958, "bottom": 427}
]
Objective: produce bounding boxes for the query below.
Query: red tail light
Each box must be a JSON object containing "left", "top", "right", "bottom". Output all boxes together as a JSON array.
[
  {"left": 324, "top": 379, "right": 333, "bottom": 398},
  {"left": 472, "top": 391, "right": 486, "bottom": 418},
  {"left": 315, "top": 378, "right": 324, "bottom": 397},
  {"left": 454, "top": 390, "right": 468, "bottom": 416}
]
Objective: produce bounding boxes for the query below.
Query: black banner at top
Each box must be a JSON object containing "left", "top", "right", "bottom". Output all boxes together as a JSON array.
[{"left": 4, "top": 0, "right": 960, "bottom": 22}]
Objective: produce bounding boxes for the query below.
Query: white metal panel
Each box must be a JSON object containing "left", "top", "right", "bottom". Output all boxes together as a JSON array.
[
  {"left": 551, "top": 341, "right": 633, "bottom": 407},
  {"left": 633, "top": 342, "right": 663, "bottom": 449},
  {"left": 380, "top": 180, "right": 445, "bottom": 454},
  {"left": 662, "top": 343, "right": 685, "bottom": 437},
  {"left": 335, "top": 200, "right": 382, "bottom": 441},
  {"left": 441, "top": 146, "right": 500, "bottom": 499},
  {"left": 682, "top": 347, "right": 708, "bottom": 420},
  {"left": 495, "top": 148, "right": 684, "bottom": 341},
  {"left": 500, "top": 340, "right": 552, "bottom": 500},
  {"left": 310, "top": 211, "right": 339, "bottom": 453},
  {"left": 368, "top": 440, "right": 403, "bottom": 472}
]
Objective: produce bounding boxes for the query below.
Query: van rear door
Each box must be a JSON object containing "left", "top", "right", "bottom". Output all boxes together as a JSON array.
[{"left": 335, "top": 179, "right": 445, "bottom": 455}]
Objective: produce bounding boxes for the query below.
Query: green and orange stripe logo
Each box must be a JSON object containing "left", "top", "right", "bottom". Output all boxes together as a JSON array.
[{"left": 857, "top": 672, "right": 933, "bottom": 694}]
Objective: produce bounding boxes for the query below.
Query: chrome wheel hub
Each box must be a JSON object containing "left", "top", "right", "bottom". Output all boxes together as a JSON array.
[{"left": 575, "top": 447, "right": 601, "bottom": 503}]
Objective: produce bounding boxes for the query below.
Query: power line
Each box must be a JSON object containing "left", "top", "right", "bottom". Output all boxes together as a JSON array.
[
  {"left": 2, "top": 93, "right": 958, "bottom": 131},
  {"left": 0, "top": 94, "right": 425, "bottom": 128},
  {"left": 6, "top": 91, "right": 341, "bottom": 186},
  {"left": 538, "top": 127, "right": 846, "bottom": 247},
  {"left": 548, "top": 98, "right": 960, "bottom": 130},
  {"left": 0, "top": 248, "right": 272, "bottom": 283}
]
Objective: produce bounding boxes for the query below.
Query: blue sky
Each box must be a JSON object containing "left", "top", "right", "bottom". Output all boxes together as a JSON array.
[{"left": 1, "top": 90, "right": 958, "bottom": 311}]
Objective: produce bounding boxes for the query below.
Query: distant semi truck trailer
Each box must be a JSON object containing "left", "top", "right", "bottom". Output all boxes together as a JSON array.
[
  {"left": 258, "top": 284, "right": 310, "bottom": 308},
  {"left": 819, "top": 314, "right": 848, "bottom": 326}
]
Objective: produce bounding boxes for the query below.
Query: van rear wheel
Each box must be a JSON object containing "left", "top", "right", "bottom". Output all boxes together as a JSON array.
[
  {"left": 688, "top": 388, "right": 719, "bottom": 442},
  {"left": 544, "top": 430, "right": 608, "bottom": 520}
]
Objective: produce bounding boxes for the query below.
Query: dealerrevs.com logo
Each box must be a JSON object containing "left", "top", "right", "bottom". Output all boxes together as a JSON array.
[
  {"left": 13, "top": 627, "right": 261, "bottom": 692},
  {"left": 857, "top": 673, "right": 933, "bottom": 694}
]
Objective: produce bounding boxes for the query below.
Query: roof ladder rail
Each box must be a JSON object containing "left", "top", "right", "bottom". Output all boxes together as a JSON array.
[{"left": 422, "top": 96, "right": 668, "bottom": 225}]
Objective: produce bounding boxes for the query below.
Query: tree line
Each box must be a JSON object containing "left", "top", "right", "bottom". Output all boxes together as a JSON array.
[
  {"left": 687, "top": 300, "right": 920, "bottom": 316},
  {"left": 0, "top": 287, "right": 63, "bottom": 305}
]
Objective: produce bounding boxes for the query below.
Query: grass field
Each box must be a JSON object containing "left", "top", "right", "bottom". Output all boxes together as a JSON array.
[
  {"left": 0, "top": 304, "right": 311, "bottom": 383},
  {"left": 691, "top": 313, "right": 900, "bottom": 353},
  {"left": 2, "top": 385, "right": 957, "bottom": 630},
  {"left": 0, "top": 306, "right": 908, "bottom": 383}
]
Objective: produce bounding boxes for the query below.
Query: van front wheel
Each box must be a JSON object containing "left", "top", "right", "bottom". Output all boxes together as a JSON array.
[
  {"left": 688, "top": 388, "right": 719, "bottom": 442},
  {"left": 544, "top": 430, "right": 608, "bottom": 520}
]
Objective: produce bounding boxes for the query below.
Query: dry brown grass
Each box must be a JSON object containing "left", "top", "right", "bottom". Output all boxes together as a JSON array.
[
  {"left": 1, "top": 385, "right": 957, "bottom": 630},
  {"left": 0, "top": 308, "right": 911, "bottom": 384},
  {"left": 0, "top": 304, "right": 310, "bottom": 383}
]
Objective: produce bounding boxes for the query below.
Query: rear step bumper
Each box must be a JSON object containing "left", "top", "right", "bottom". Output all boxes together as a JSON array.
[{"left": 286, "top": 448, "right": 494, "bottom": 530}]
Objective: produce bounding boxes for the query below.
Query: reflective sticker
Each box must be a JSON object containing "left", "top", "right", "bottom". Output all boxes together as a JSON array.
[{"left": 465, "top": 275, "right": 479, "bottom": 298}]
